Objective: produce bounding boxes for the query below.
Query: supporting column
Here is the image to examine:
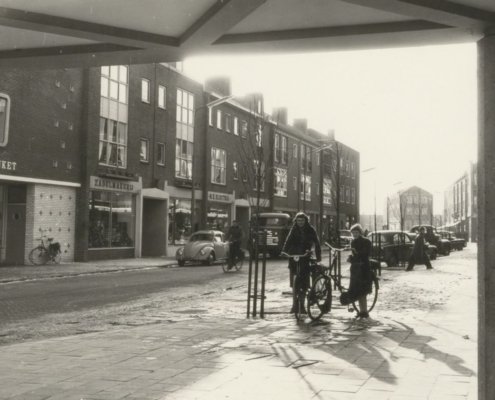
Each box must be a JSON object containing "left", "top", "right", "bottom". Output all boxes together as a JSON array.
[{"left": 478, "top": 34, "right": 495, "bottom": 400}]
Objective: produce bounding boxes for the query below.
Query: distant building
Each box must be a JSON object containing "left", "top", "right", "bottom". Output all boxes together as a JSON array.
[
  {"left": 443, "top": 162, "right": 477, "bottom": 242},
  {"left": 386, "top": 186, "right": 433, "bottom": 231}
]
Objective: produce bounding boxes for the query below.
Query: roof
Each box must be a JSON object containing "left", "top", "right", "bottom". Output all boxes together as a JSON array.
[{"left": 0, "top": 1, "right": 491, "bottom": 69}]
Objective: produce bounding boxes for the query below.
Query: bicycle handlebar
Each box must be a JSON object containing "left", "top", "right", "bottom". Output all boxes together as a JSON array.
[
  {"left": 324, "top": 242, "right": 350, "bottom": 252},
  {"left": 280, "top": 251, "right": 312, "bottom": 259}
]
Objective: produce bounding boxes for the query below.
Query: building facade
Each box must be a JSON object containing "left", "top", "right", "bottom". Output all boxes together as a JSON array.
[
  {"left": 387, "top": 186, "right": 433, "bottom": 231},
  {"left": 0, "top": 67, "right": 360, "bottom": 263}
]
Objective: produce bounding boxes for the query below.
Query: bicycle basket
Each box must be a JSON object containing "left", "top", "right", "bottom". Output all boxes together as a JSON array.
[{"left": 49, "top": 242, "right": 61, "bottom": 254}]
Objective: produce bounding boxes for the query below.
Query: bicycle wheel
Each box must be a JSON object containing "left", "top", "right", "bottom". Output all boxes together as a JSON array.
[
  {"left": 292, "top": 275, "right": 305, "bottom": 321},
  {"left": 352, "top": 276, "right": 379, "bottom": 314},
  {"left": 52, "top": 251, "right": 61, "bottom": 264},
  {"left": 29, "top": 247, "right": 49, "bottom": 265},
  {"left": 307, "top": 276, "right": 332, "bottom": 321},
  {"left": 234, "top": 257, "right": 243, "bottom": 271}
]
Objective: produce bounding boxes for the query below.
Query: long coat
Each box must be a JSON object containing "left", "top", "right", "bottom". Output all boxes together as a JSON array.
[
  {"left": 282, "top": 222, "right": 321, "bottom": 260},
  {"left": 411, "top": 233, "right": 428, "bottom": 261}
]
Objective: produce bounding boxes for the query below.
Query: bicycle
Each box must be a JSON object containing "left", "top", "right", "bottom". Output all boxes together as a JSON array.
[
  {"left": 319, "top": 242, "right": 379, "bottom": 317},
  {"left": 281, "top": 251, "right": 314, "bottom": 321},
  {"left": 222, "top": 242, "right": 244, "bottom": 272},
  {"left": 29, "top": 233, "right": 62, "bottom": 265}
]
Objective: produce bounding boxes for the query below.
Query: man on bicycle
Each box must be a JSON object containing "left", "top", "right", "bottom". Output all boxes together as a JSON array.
[
  {"left": 282, "top": 212, "right": 321, "bottom": 313},
  {"left": 226, "top": 220, "right": 244, "bottom": 270}
]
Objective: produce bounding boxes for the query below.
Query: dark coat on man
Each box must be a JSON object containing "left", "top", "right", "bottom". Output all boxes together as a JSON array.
[
  {"left": 411, "top": 233, "right": 428, "bottom": 261},
  {"left": 226, "top": 225, "right": 243, "bottom": 243},
  {"left": 282, "top": 215, "right": 321, "bottom": 261}
]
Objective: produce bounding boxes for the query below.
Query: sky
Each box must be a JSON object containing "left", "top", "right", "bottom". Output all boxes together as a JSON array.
[{"left": 184, "top": 43, "right": 478, "bottom": 215}]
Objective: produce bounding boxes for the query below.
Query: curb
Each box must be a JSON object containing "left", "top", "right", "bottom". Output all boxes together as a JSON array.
[{"left": 0, "top": 262, "right": 178, "bottom": 284}]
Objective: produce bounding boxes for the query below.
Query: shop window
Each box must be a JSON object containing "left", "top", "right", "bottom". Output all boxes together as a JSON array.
[
  {"left": 157, "top": 143, "right": 165, "bottom": 166},
  {"left": 211, "top": 147, "right": 226, "bottom": 185},
  {"left": 89, "top": 191, "right": 135, "bottom": 248},
  {"left": 140, "top": 138, "right": 149, "bottom": 162},
  {"left": 207, "top": 205, "right": 230, "bottom": 231},
  {"left": 169, "top": 198, "right": 192, "bottom": 243}
]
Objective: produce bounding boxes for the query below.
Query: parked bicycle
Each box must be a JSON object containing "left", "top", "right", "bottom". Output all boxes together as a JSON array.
[
  {"left": 222, "top": 242, "right": 245, "bottom": 272},
  {"left": 29, "top": 233, "right": 62, "bottom": 265}
]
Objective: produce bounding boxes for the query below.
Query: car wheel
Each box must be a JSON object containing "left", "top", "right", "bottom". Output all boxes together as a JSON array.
[
  {"left": 178, "top": 260, "right": 185, "bottom": 267},
  {"left": 206, "top": 252, "right": 216, "bottom": 266}
]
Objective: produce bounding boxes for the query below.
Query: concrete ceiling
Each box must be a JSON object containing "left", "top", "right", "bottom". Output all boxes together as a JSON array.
[{"left": 0, "top": 0, "right": 493, "bottom": 68}]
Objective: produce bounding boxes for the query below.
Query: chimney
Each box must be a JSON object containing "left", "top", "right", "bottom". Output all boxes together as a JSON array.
[
  {"left": 204, "top": 76, "right": 231, "bottom": 97},
  {"left": 293, "top": 118, "right": 307, "bottom": 133},
  {"left": 272, "top": 107, "right": 288, "bottom": 125}
]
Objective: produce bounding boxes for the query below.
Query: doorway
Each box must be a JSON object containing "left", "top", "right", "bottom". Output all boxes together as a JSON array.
[
  {"left": 5, "top": 185, "right": 26, "bottom": 265},
  {"left": 142, "top": 198, "right": 167, "bottom": 256}
]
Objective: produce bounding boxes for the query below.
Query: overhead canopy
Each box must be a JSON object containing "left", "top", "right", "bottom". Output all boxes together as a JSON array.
[{"left": 0, "top": 0, "right": 493, "bottom": 68}]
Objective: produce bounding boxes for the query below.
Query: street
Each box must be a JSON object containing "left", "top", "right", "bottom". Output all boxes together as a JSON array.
[{"left": 0, "top": 245, "right": 476, "bottom": 348}]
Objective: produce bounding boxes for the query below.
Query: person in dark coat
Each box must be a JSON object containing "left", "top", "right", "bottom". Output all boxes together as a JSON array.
[
  {"left": 341, "top": 223, "right": 373, "bottom": 318},
  {"left": 225, "top": 220, "right": 244, "bottom": 269},
  {"left": 282, "top": 212, "right": 321, "bottom": 313},
  {"left": 406, "top": 226, "right": 432, "bottom": 271}
]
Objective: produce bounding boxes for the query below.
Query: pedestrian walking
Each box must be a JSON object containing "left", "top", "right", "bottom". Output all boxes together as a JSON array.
[
  {"left": 282, "top": 212, "right": 321, "bottom": 314},
  {"left": 405, "top": 226, "right": 433, "bottom": 271},
  {"left": 225, "top": 220, "right": 244, "bottom": 270},
  {"left": 340, "top": 223, "right": 373, "bottom": 318}
]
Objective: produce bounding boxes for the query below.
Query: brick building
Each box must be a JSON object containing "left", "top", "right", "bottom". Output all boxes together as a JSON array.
[
  {"left": 387, "top": 186, "right": 433, "bottom": 231},
  {"left": 0, "top": 67, "right": 360, "bottom": 263}
]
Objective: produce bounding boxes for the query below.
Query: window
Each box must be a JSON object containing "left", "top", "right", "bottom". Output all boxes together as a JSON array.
[
  {"left": 234, "top": 117, "right": 239, "bottom": 135},
  {"left": 323, "top": 178, "right": 332, "bottom": 205},
  {"left": 140, "top": 139, "right": 149, "bottom": 162},
  {"left": 176, "top": 88, "right": 195, "bottom": 179},
  {"left": 256, "top": 123, "right": 263, "bottom": 147},
  {"left": 346, "top": 186, "right": 350, "bottom": 203},
  {"left": 351, "top": 188, "right": 356, "bottom": 205},
  {"left": 208, "top": 107, "right": 213, "bottom": 126},
  {"left": 225, "top": 114, "right": 232, "bottom": 133},
  {"left": 340, "top": 185, "right": 345, "bottom": 203},
  {"left": 216, "top": 110, "right": 222, "bottom": 130},
  {"left": 141, "top": 79, "right": 150, "bottom": 103},
  {"left": 293, "top": 143, "right": 298, "bottom": 158},
  {"left": 241, "top": 120, "right": 248, "bottom": 138},
  {"left": 89, "top": 191, "right": 135, "bottom": 248},
  {"left": 274, "top": 168, "right": 287, "bottom": 197},
  {"left": 300, "top": 174, "right": 311, "bottom": 201},
  {"left": 293, "top": 176, "right": 297, "bottom": 191},
  {"left": 316, "top": 182, "right": 320, "bottom": 195},
  {"left": 0, "top": 94, "right": 10, "bottom": 147},
  {"left": 351, "top": 162, "right": 355, "bottom": 178},
  {"left": 281, "top": 136, "right": 288, "bottom": 164},
  {"left": 158, "top": 85, "right": 166, "bottom": 109},
  {"left": 346, "top": 161, "right": 350, "bottom": 177},
  {"left": 242, "top": 164, "right": 248, "bottom": 182},
  {"left": 100, "top": 66, "right": 128, "bottom": 168},
  {"left": 211, "top": 148, "right": 226, "bottom": 185},
  {"left": 306, "top": 146, "right": 312, "bottom": 172},
  {"left": 274, "top": 133, "right": 280, "bottom": 163},
  {"left": 253, "top": 160, "right": 265, "bottom": 191},
  {"left": 233, "top": 161, "right": 239, "bottom": 180},
  {"left": 157, "top": 143, "right": 165, "bottom": 166}
]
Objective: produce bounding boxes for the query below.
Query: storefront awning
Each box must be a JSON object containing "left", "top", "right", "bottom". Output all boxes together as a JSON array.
[{"left": 142, "top": 188, "right": 169, "bottom": 200}]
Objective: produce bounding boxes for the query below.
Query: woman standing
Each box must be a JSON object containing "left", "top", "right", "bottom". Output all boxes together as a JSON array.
[{"left": 342, "top": 223, "right": 373, "bottom": 318}]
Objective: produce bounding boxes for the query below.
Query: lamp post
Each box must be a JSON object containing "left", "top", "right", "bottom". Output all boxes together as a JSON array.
[
  {"left": 362, "top": 167, "right": 376, "bottom": 232},
  {"left": 192, "top": 95, "right": 233, "bottom": 232}
]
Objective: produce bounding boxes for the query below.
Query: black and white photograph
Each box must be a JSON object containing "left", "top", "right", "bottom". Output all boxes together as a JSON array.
[{"left": 0, "top": 1, "right": 489, "bottom": 399}]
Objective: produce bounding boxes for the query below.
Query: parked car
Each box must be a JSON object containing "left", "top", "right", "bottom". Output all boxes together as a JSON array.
[
  {"left": 368, "top": 230, "right": 437, "bottom": 267},
  {"left": 175, "top": 230, "right": 229, "bottom": 266},
  {"left": 249, "top": 213, "right": 292, "bottom": 257},
  {"left": 340, "top": 230, "right": 353, "bottom": 246},
  {"left": 437, "top": 230, "right": 466, "bottom": 250},
  {"left": 409, "top": 225, "right": 451, "bottom": 256}
]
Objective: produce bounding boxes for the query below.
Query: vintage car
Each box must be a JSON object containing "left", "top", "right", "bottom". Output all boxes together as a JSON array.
[
  {"left": 368, "top": 230, "right": 437, "bottom": 268},
  {"left": 248, "top": 212, "right": 292, "bottom": 257},
  {"left": 437, "top": 230, "right": 466, "bottom": 250},
  {"left": 409, "top": 225, "right": 451, "bottom": 256},
  {"left": 405, "top": 233, "right": 438, "bottom": 260},
  {"left": 175, "top": 230, "right": 229, "bottom": 266},
  {"left": 340, "top": 230, "right": 353, "bottom": 246}
]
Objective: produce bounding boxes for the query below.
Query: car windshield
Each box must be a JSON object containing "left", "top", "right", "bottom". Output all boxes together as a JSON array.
[{"left": 190, "top": 233, "right": 213, "bottom": 242}]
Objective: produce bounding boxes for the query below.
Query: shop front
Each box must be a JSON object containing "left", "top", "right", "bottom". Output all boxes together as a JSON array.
[
  {"left": 206, "top": 191, "right": 233, "bottom": 232},
  {"left": 87, "top": 176, "right": 140, "bottom": 260}
]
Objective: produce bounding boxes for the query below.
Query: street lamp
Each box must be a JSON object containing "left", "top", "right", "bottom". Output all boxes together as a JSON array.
[{"left": 362, "top": 167, "right": 376, "bottom": 232}]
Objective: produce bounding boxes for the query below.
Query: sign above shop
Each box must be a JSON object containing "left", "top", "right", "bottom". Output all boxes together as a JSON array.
[
  {"left": 208, "top": 191, "right": 233, "bottom": 203},
  {"left": 0, "top": 160, "right": 17, "bottom": 171},
  {"left": 90, "top": 176, "right": 141, "bottom": 193}
]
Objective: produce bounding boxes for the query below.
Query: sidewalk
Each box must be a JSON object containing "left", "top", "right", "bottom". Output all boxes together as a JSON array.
[
  {"left": 0, "top": 255, "right": 177, "bottom": 284},
  {"left": 0, "top": 251, "right": 477, "bottom": 399}
]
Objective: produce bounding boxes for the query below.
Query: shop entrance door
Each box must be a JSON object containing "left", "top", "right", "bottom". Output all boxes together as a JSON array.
[
  {"left": 5, "top": 204, "right": 26, "bottom": 265},
  {"left": 235, "top": 206, "right": 249, "bottom": 248},
  {"left": 142, "top": 198, "right": 167, "bottom": 256}
]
